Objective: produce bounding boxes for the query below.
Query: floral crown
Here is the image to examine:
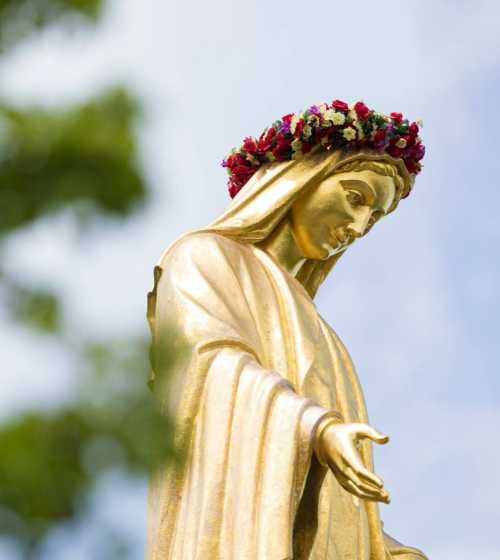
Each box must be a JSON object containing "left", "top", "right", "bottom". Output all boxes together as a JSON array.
[{"left": 222, "top": 99, "right": 425, "bottom": 199}]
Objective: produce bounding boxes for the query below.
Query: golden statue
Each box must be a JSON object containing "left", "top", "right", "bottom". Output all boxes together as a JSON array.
[{"left": 146, "top": 101, "right": 428, "bottom": 559}]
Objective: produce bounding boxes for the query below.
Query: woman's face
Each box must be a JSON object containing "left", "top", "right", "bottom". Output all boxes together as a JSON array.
[{"left": 290, "top": 169, "right": 397, "bottom": 260}]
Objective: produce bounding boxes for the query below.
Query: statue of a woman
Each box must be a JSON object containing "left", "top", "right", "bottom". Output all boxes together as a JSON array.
[{"left": 146, "top": 100, "right": 427, "bottom": 559}]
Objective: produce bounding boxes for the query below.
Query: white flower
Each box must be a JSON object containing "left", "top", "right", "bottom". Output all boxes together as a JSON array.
[
  {"left": 343, "top": 127, "right": 357, "bottom": 141},
  {"left": 354, "top": 121, "right": 365, "bottom": 140},
  {"left": 324, "top": 109, "right": 346, "bottom": 126},
  {"left": 332, "top": 112, "right": 346, "bottom": 126},
  {"left": 396, "top": 138, "right": 407, "bottom": 149},
  {"left": 290, "top": 115, "right": 300, "bottom": 134}
]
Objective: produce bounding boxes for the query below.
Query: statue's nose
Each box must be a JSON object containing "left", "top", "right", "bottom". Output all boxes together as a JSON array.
[{"left": 347, "top": 208, "right": 371, "bottom": 238}]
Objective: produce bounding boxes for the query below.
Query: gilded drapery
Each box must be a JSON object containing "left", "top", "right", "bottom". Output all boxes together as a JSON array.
[{"left": 146, "top": 232, "right": 427, "bottom": 560}]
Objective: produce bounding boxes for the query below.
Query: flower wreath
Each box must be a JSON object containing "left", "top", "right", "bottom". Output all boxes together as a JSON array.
[{"left": 222, "top": 100, "right": 425, "bottom": 199}]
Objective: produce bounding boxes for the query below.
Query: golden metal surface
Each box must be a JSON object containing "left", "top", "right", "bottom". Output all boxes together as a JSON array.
[{"left": 147, "top": 147, "right": 428, "bottom": 559}]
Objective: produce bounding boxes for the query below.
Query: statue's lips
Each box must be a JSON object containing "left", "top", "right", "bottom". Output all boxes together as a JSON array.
[
  {"left": 325, "top": 227, "right": 352, "bottom": 256},
  {"left": 332, "top": 228, "right": 351, "bottom": 246}
]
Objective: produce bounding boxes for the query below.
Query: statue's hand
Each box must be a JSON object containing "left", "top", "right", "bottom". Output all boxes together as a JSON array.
[{"left": 317, "top": 422, "right": 390, "bottom": 503}]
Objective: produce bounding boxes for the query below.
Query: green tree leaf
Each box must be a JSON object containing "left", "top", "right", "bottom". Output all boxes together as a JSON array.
[
  {"left": 0, "top": 87, "right": 148, "bottom": 235},
  {"left": 0, "top": 0, "right": 102, "bottom": 52}
]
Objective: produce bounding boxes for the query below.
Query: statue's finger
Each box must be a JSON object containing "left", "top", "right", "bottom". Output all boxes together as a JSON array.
[
  {"left": 345, "top": 480, "right": 390, "bottom": 503},
  {"left": 339, "top": 447, "right": 384, "bottom": 489},
  {"left": 354, "top": 463, "right": 384, "bottom": 489},
  {"left": 356, "top": 424, "right": 389, "bottom": 445},
  {"left": 331, "top": 466, "right": 355, "bottom": 492},
  {"left": 344, "top": 466, "right": 387, "bottom": 497}
]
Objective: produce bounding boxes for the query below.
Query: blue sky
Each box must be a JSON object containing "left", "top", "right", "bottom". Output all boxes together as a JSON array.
[{"left": 0, "top": 0, "right": 499, "bottom": 557}]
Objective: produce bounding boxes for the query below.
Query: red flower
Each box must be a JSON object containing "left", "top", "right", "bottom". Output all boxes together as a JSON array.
[
  {"left": 373, "top": 129, "right": 386, "bottom": 144},
  {"left": 390, "top": 112, "right": 403, "bottom": 124},
  {"left": 405, "top": 160, "right": 419, "bottom": 174},
  {"left": 354, "top": 101, "right": 370, "bottom": 120},
  {"left": 232, "top": 164, "right": 254, "bottom": 179},
  {"left": 225, "top": 99, "right": 425, "bottom": 198},
  {"left": 294, "top": 118, "right": 305, "bottom": 136},
  {"left": 272, "top": 139, "right": 291, "bottom": 160},
  {"left": 332, "top": 99, "right": 349, "bottom": 111},
  {"left": 403, "top": 134, "right": 416, "bottom": 148},
  {"left": 257, "top": 127, "right": 276, "bottom": 152},
  {"left": 412, "top": 142, "right": 425, "bottom": 161},
  {"left": 387, "top": 145, "right": 402, "bottom": 158},
  {"left": 228, "top": 182, "right": 240, "bottom": 198},
  {"left": 243, "top": 137, "right": 257, "bottom": 153},
  {"left": 409, "top": 121, "right": 419, "bottom": 135},
  {"left": 225, "top": 153, "right": 246, "bottom": 169}
]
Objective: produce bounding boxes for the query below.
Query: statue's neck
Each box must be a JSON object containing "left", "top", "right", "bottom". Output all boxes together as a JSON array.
[
  {"left": 256, "top": 215, "right": 308, "bottom": 280},
  {"left": 256, "top": 215, "right": 345, "bottom": 299}
]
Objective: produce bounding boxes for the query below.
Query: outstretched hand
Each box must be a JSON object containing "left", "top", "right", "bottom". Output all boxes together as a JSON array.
[{"left": 317, "top": 422, "right": 390, "bottom": 503}]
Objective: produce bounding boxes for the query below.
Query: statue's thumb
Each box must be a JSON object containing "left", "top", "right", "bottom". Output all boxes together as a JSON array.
[{"left": 363, "top": 426, "right": 390, "bottom": 444}]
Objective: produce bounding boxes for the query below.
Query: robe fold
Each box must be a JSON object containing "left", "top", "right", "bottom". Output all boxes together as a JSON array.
[{"left": 146, "top": 231, "right": 427, "bottom": 560}]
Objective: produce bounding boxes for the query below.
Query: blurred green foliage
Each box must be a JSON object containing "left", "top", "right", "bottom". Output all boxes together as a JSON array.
[
  {"left": 0, "top": 338, "right": 175, "bottom": 551},
  {"left": 0, "top": 1, "right": 176, "bottom": 557},
  {"left": 0, "top": 88, "right": 147, "bottom": 234},
  {"left": 1, "top": 275, "right": 61, "bottom": 332},
  {"left": 0, "top": 0, "right": 102, "bottom": 52}
]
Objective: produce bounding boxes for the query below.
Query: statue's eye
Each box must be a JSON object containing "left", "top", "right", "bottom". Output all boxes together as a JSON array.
[{"left": 346, "top": 191, "right": 364, "bottom": 206}]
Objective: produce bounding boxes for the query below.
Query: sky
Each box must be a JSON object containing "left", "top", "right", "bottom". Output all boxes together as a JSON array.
[{"left": 1, "top": 0, "right": 500, "bottom": 558}]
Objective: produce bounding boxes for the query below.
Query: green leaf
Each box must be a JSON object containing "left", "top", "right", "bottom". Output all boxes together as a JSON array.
[
  {"left": 0, "top": 87, "right": 148, "bottom": 235},
  {"left": 0, "top": 0, "right": 103, "bottom": 52}
]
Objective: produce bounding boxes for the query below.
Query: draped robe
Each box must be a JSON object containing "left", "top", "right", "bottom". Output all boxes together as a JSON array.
[{"left": 146, "top": 231, "right": 427, "bottom": 560}]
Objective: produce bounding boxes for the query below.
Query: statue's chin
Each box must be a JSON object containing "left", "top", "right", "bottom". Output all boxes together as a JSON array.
[
  {"left": 321, "top": 241, "right": 351, "bottom": 259},
  {"left": 320, "top": 242, "right": 341, "bottom": 259}
]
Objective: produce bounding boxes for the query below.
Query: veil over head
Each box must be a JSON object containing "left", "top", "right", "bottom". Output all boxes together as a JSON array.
[
  {"left": 193, "top": 147, "right": 413, "bottom": 297},
  {"left": 206, "top": 146, "right": 412, "bottom": 242}
]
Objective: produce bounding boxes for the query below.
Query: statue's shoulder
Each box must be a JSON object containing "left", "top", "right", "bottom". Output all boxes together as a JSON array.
[{"left": 156, "top": 230, "right": 250, "bottom": 271}]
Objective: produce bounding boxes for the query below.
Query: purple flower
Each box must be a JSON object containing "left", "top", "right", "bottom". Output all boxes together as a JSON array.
[{"left": 281, "top": 121, "right": 290, "bottom": 133}]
